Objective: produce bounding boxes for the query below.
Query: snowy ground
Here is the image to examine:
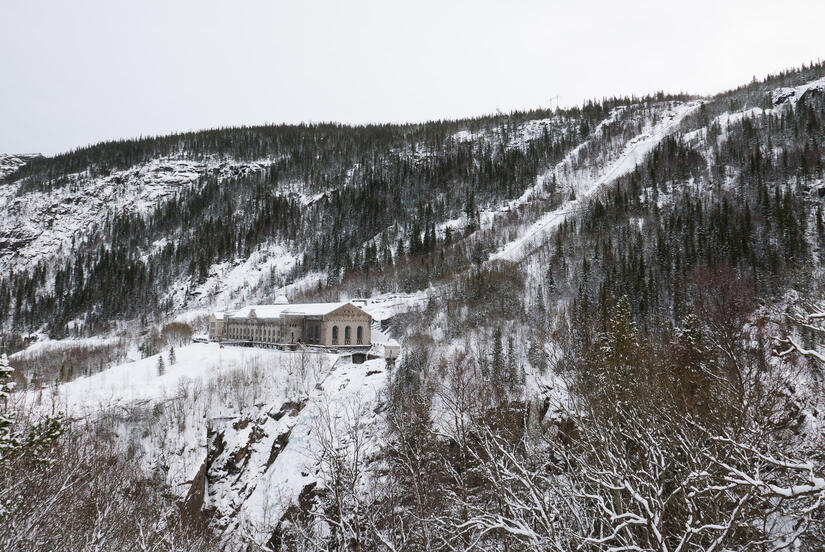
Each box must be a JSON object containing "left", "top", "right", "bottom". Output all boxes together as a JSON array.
[
  {"left": 22, "top": 341, "right": 388, "bottom": 547},
  {"left": 225, "top": 355, "right": 388, "bottom": 545},
  {"left": 31, "top": 343, "right": 300, "bottom": 416}
]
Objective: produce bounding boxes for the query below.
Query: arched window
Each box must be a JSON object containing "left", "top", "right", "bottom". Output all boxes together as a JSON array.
[
  {"left": 356, "top": 326, "right": 363, "bottom": 345},
  {"left": 345, "top": 326, "right": 351, "bottom": 345},
  {"left": 332, "top": 326, "right": 339, "bottom": 344}
]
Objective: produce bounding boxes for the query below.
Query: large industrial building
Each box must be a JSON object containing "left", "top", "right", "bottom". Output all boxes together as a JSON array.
[{"left": 208, "top": 296, "right": 372, "bottom": 348}]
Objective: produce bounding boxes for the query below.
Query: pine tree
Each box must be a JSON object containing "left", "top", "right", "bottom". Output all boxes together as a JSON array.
[
  {"left": 506, "top": 336, "right": 519, "bottom": 386},
  {"left": 535, "top": 287, "right": 547, "bottom": 331},
  {"left": 392, "top": 349, "right": 423, "bottom": 407},
  {"left": 157, "top": 355, "right": 166, "bottom": 376},
  {"left": 168, "top": 346, "right": 176, "bottom": 366},
  {"left": 597, "top": 296, "right": 643, "bottom": 400},
  {"left": 0, "top": 353, "right": 62, "bottom": 513},
  {"left": 546, "top": 267, "right": 556, "bottom": 294},
  {"left": 465, "top": 192, "right": 477, "bottom": 233},
  {"left": 0, "top": 354, "right": 19, "bottom": 467},
  {"left": 396, "top": 237, "right": 405, "bottom": 260},
  {"left": 492, "top": 327, "right": 504, "bottom": 381}
]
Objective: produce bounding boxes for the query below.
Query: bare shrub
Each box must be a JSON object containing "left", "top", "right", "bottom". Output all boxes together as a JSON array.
[
  {"left": 161, "top": 322, "right": 195, "bottom": 347},
  {"left": 12, "top": 339, "right": 128, "bottom": 387},
  {"left": 0, "top": 417, "right": 215, "bottom": 551}
]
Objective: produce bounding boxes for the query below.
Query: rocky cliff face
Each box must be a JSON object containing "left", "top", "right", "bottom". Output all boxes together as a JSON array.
[
  {"left": 0, "top": 153, "right": 41, "bottom": 179},
  {"left": 188, "top": 356, "right": 388, "bottom": 548}
]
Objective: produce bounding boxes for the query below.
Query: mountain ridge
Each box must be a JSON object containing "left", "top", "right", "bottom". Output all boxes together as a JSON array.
[{"left": 2, "top": 61, "right": 825, "bottom": 551}]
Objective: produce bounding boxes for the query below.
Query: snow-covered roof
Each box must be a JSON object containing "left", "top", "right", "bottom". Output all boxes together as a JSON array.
[
  {"left": 225, "top": 301, "right": 366, "bottom": 320},
  {"left": 213, "top": 312, "right": 225, "bottom": 320}
]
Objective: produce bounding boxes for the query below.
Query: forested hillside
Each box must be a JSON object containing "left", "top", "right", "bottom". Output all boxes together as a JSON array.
[
  {"left": 1, "top": 62, "right": 824, "bottom": 551},
  {"left": 0, "top": 91, "right": 690, "bottom": 337}
]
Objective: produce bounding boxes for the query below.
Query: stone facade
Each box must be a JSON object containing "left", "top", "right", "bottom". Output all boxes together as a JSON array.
[
  {"left": 319, "top": 304, "right": 372, "bottom": 346},
  {"left": 208, "top": 313, "right": 225, "bottom": 341}
]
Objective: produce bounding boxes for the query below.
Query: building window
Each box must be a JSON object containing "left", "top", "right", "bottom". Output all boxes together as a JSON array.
[
  {"left": 356, "top": 326, "right": 363, "bottom": 345},
  {"left": 345, "top": 326, "right": 351, "bottom": 345},
  {"left": 332, "top": 326, "right": 338, "bottom": 345}
]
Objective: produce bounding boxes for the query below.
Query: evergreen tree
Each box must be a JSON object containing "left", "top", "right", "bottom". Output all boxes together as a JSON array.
[
  {"left": 168, "top": 346, "right": 176, "bottom": 366},
  {"left": 492, "top": 327, "right": 504, "bottom": 381},
  {"left": 396, "top": 237, "right": 405, "bottom": 260},
  {"left": 506, "top": 336, "right": 519, "bottom": 386},
  {"left": 594, "top": 296, "right": 643, "bottom": 402},
  {"left": 0, "top": 353, "right": 62, "bottom": 519},
  {"left": 465, "top": 191, "right": 477, "bottom": 233},
  {"left": 157, "top": 355, "right": 166, "bottom": 376},
  {"left": 535, "top": 287, "right": 547, "bottom": 331},
  {"left": 391, "top": 348, "right": 426, "bottom": 408},
  {"left": 0, "top": 354, "right": 18, "bottom": 468},
  {"left": 546, "top": 267, "right": 556, "bottom": 294},
  {"left": 527, "top": 340, "right": 548, "bottom": 375}
]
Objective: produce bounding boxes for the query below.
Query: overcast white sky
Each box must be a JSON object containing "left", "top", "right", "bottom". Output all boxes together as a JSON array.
[{"left": 1, "top": 0, "right": 824, "bottom": 156}]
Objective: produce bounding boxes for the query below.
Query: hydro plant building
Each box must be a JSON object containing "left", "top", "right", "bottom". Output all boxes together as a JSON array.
[{"left": 209, "top": 295, "right": 372, "bottom": 349}]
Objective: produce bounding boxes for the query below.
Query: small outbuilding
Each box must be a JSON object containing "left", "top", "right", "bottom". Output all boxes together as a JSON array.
[{"left": 384, "top": 338, "right": 401, "bottom": 361}]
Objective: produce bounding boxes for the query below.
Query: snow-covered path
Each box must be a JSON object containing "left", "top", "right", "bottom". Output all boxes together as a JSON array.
[{"left": 490, "top": 100, "right": 702, "bottom": 262}]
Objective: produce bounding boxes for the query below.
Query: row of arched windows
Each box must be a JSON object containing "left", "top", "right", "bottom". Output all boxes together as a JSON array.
[{"left": 331, "top": 325, "right": 364, "bottom": 345}]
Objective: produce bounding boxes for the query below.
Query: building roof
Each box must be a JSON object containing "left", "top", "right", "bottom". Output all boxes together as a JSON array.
[{"left": 225, "top": 301, "right": 366, "bottom": 320}]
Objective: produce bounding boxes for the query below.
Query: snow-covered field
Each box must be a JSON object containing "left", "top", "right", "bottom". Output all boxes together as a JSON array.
[{"left": 33, "top": 343, "right": 297, "bottom": 415}]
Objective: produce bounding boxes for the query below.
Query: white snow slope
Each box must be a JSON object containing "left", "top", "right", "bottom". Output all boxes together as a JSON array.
[{"left": 491, "top": 100, "right": 702, "bottom": 262}]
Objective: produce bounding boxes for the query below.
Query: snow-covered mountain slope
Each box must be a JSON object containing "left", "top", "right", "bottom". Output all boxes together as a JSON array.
[
  {"left": 28, "top": 340, "right": 388, "bottom": 549},
  {"left": 771, "top": 76, "right": 825, "bottom": 107},
  {"left": 0, "top": 155, "right": 275, "bottom": 275},
  {"left": 490, "top": 100, "right": 702, "bottom": 261},
  {"left": 163, "top": 242, "right": 303, "bottom": 318},
  {"left": 6, "top": 64, "right": 825, "bottom": 549},
  {"left": 0, "top": 153, "right": 40, "bottom": 179},
  {"left": 0, "top": 110, "right": 591, "bottom": 336}
]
